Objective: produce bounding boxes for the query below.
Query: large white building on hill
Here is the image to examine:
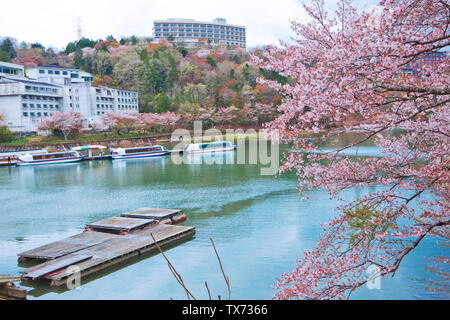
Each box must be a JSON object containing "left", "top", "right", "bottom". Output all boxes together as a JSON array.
[
  {"left": 0, "top": 62, "right": 139, "bottom": 133},
  {"left": 153, "top": 18, "right": 246, "bottom": 49}
]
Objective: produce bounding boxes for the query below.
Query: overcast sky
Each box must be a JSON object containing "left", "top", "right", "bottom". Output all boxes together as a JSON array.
[{"left": 1, "top": 0, "right": 378, "bottom": 51}]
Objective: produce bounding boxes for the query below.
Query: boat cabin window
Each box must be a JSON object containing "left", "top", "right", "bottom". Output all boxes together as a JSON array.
[
  {"left": 124, "top": 146, "right": 162, "bottom": 154},
  {"left": 200, "top": 142, "right": 230, "bottom": 149},
  {"left": 33, "top": 152, "right": 77, "bottom": 160}
]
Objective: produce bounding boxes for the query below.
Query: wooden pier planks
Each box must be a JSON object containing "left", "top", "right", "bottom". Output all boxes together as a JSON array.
[
  {"left": 19, "top": 223, "right": 195, "bottom": 285},
  {"left": 47, "top": 224, "right": 195, "bottom": 283},
  {"left": 17, "top": 208, "right": 196, "bottom": 286},
  {"left": 86, "top": 216, "right": 156, "bottom": 233},
  {"left": 21, "top": 255, "right": 93, "bottom": 280},
  {"left": 120, "top": 207, "right": 183, "bottom": 220},
  {"left": 18, "top": 231, "right": 118, "bottom": 260}
]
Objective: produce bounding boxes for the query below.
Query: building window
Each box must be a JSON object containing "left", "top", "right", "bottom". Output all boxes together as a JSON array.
[
  {"left": 55, "top": 70, "right": 60, "bottom": 75},
  {"left": 39, "top": 70, "right": 45, "bottom": 74},
  {"left": 48, "top": 70, "right": 54, "bottom": 74},
  {"left": 23, "top": 112, "right": 28, "bottom": 117}
]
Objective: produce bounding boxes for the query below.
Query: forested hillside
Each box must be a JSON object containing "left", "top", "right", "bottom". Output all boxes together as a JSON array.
[{"left": 1, "top": 36, "right": 284, "bottom": 127}]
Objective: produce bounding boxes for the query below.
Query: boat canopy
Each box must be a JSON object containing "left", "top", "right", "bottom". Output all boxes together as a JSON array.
[{"left": 71, "top": 145, "right": 107, "bottom": 151}]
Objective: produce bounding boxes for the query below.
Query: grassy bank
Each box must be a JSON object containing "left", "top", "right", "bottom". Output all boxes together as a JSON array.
[
  {"left": 0, "top": 131, "right": 165, "bottom": 147},
  {"left": 1, "top": 128, "right": 267, "bottom": 149}
]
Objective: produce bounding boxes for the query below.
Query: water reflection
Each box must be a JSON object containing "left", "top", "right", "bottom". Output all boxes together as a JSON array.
[
  {"left": 0, "top": 138, "right": 446, "bottom": 300},
  {"left": 181, "top": 151, "right": 235, "bottom": 165}
]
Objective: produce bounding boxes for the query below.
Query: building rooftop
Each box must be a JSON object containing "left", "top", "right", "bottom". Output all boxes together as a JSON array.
[
  {"left": 1, "top": 77, "right": 62, "bottom": 88},
  {"left": 0, "top": 61, "right": 25, "bottom": 69},
  {"left": 154, "top": 18, "right": 245, "bottom": 28}
]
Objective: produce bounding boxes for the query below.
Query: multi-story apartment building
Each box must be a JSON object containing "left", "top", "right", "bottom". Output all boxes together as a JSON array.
[
  {"left": 0, "top": 61, "right": 139, "bottom": 133},
  {"left": 92, "top": 87, "right": 139, "bottom": 116},
  {"left": 26, "top": 65, "right": 94, "bottom": 85},
  {"left": 0, "top": 75, "right": 64, "bottom": 132},
  {"left": 153, "top": 18, "right": 246, "bottom": 49}
]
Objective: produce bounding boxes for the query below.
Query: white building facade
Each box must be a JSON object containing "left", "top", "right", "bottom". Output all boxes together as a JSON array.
[
  {"left": 0, "top": 62, "right": 139, "bottom": 133},
  {"left": 153, "top": 18, "right": 246, "bottom": 49},
  {"left": 0, "top": 76, "right": 64, "bottom": 132}
]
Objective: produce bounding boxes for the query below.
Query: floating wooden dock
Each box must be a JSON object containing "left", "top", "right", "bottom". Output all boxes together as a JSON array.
[
  {"left": 0, "top": 275, "right": 27, "bottom": 299},
  {"left": 17, "top": 208, "right": 194, "bottom": 287},
  {"left": 121, "top": 207, "right": 187, "bottom": 224}
]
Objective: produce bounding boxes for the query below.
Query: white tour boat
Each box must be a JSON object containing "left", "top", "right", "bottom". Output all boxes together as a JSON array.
[
  {"left": 110, "top": 145, "right": 170, "bottom": 160},
  {"left": 184, "top": 141, "right": 236, "bottom": 154},
  {"left": 17, "top": 151, "right": 84, "bottom": 166}
]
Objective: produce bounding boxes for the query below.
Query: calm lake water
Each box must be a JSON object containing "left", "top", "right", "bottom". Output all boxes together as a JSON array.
[{"left": 0, "top": 140, "right": 447, "bottom": 300}]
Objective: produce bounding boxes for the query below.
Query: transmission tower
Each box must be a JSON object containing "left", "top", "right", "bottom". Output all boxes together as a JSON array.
[{"left": 74, "top": 17, "right": 84, "bottom": 40}]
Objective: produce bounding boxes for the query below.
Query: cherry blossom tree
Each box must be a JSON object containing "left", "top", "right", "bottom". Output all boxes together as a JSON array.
[
  {"left": 94, "top": 112, "right": 139, "bottom": 134},
  {"left": 38, "top": 111, "right": 84, "bottom": 140},
  {"left": 159, "top": 111, "right": 180, "bottom": 129},
  {"left": 211, "top": 107, "right": 235, "bottom": 126},
  {"left": 137, "top": 112, "right": 161, "bottom": 133},
  {"left": 254, "top": 0, "right": 449, "bottom": 299}
]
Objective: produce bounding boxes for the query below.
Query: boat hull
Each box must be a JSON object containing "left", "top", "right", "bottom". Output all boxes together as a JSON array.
[
  {"left": 111, "top": 151, "right": 170, "bottom": 160},
  {"left": 16, "top": 157, "right": 83, "bottom": 166}
]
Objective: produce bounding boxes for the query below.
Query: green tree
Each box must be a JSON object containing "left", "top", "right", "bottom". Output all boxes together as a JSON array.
[
  {"left": 0, "top": 126, "right": 13, "bottom": 143},
  {"left": 92, "top": 50, "right": 113, "bottom": 77},
  {"left": 167, "top": 34, "right": 175, "bottom": 43},
  {"left": 206, "top": 54, "right": 217, "bottom": 68},
  {"left": 153, "top": 93, "right": 172, "bottom": 113},
  {"left": 73, "top": 49, "right": 85, "bottom": 70},
  {"left": 113, "top": 49, "right": 143, "bottom": 90},
  {"left": 64, "top": 37, "right": 97, "bottom": 54},
  {"left": 130, "top": 35, "right": 138, "bottom": 45},
  {"left": 30, "top": 42, "right": 45, "bottom": 51},
  {"left": 0, "top": 39, "right": 17, "bottom": 60},
  {"left": 0, "top": 51, "right": 9, "bottom": 62},
  {"left": 178, "top": 45, "right": 188, "bottom": 57}
]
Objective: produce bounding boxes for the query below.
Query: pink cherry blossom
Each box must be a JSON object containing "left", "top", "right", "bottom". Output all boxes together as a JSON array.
[{"left": 254, "top": 0, "right": 449, "bottom": 300}]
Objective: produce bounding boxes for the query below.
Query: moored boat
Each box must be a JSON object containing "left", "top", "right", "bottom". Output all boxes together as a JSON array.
[
  {"left": 110, "top": 145, "right": 170, "bottom": 160},
  {"left": 184, "top": 141, "right": 236, "bottom": 154},
  {"left": 17, "top": 151, "right": 84, "bottom": 166}
]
